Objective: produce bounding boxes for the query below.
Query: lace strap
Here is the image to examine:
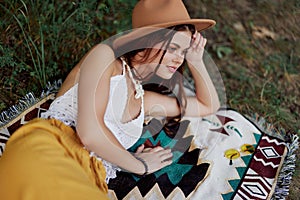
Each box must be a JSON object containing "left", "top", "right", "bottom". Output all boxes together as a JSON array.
[
  {"left": 120, "top": 57, "right": 144, "bottom": 99},
  {"left": 120, "top": 58, "right": 126, "bottom": 75}
]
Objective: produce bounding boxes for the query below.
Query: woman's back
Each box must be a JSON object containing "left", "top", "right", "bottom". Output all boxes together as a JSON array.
[{"left": 42, "top": 57, "right": 144, "bottom": 149}]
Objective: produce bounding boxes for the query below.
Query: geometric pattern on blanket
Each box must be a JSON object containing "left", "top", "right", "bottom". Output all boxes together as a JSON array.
[
  {"left": 223, "top": 134, "right": 286, "bottom": 200},
  {"left": 190, "top": 109, "right": 288, "bottom": 200},
  {"left": 108, "top": 118, "right": 211, "bottom": 199},
  {"left": 0, "top": 93, "right": 297, "bottom": 200},
  {"left": 107, "top": 109, "right": 288, "bottom": 200}
]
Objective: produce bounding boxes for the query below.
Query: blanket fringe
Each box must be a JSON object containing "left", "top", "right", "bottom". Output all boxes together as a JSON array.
[
  {"left": 40, "top": 79, "right": 62, "bottom": 97},
  {"left": 0, "top": 80, "right": 62, "bottom": 127},
  {"left": 271, "top": 134, "right": 299, "bottom": 200}
]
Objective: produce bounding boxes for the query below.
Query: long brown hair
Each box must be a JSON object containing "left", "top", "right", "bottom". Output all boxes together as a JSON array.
[{"left": 114, "top": 24, "right": 196, "bottom": 135}]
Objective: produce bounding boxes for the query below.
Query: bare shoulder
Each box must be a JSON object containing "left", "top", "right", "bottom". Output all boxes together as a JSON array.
[
  {"left": 57, "top": 44, "right": 118, "bottom": 97},
  {"left": 79, "top": 44, "right": 119, "bottom": 75},
  {"left": 91, "top": 44, "right": 124, "bottom": 76},
  {"left": 83, "top": 44, "right": 115, "bottom": 65},
  {"left": 92, "top": 43, "right": 114, "bottom": 54}
]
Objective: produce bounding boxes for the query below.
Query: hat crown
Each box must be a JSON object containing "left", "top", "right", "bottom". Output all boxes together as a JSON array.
[{"left": 132, "top": 0, "right": 191, "bottom": 28}]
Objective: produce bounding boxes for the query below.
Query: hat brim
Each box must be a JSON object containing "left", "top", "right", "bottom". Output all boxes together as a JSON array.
[{"left": 113, "top": 19, "right": 216, "bottom": 49}]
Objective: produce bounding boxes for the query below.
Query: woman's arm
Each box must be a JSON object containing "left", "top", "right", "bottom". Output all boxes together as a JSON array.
[
  {"left": 144, "top": 32, "right": 220, "bottom": 118},
  {"left": 77, "top": 44, "right": 172, "bottom": 175},
  {"left": 184, "top": 32, "right": 220, "bottom": 116}
]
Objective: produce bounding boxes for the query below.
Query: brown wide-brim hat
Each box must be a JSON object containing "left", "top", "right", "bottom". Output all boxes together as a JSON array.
[{"left": 113, "top": 0, "right": 216, "bottom": 49}]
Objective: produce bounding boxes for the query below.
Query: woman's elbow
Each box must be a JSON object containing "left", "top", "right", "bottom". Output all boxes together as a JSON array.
[
  {"left": 204, "top": 101, "right": 221, "bottom": 116},
  {"left": 76, "top": 125, "right": 100, "bottom": 152},
  {"left": 213, "top": 100, "right": 221, "bottom": 113},
  {"left": 77, "top": 133, "right": 95, "bottom": 151}
]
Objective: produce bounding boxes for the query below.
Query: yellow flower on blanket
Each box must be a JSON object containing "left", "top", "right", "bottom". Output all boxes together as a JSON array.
[
  {"left": 240, "top": 144, "right": 255, "bottom": 154},
  {"left": 224, "top": 144, "right": 255, "bottom": 165},
  {"left": 224, "top": 149, "right": 240, "bottom": 165}
]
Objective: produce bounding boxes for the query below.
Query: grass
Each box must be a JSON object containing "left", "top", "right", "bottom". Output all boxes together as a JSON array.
[
  {"left": 0, "top": 0, "right": 299, "bottom": 199},
  {"left": 1, "top": 1, "right": 48, "bottom": 87},
  {"left": 0, "top": 0, "right": 137, "bottom": 109}
]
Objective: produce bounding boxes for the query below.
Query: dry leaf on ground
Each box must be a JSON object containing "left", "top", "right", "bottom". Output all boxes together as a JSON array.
[{"left": 252, "top": 26, "right": 277, "bottom": 40}]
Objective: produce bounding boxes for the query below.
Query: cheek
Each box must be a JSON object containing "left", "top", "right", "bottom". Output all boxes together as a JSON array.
[{"left": 161, "top": 52, "right": 174, "bottom": 64}]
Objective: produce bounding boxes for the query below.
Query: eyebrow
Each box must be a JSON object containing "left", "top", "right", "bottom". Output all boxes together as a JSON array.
[{"left": 170, "top": 42, "right": 190, "bottom": 50}]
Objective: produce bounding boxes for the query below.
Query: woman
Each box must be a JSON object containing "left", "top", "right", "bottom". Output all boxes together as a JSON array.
[{"left": 0, "top": 0, "right": 220, "bottom": 199}]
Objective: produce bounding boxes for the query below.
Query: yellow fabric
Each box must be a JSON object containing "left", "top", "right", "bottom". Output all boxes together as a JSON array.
[{"left": 0, "top": 118, "right": 108, "bottom": 200}]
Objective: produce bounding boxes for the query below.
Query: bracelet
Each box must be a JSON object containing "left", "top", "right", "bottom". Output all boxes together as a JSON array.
[{"left": 132, "top": 154, "right": 148, "bottom": 177}]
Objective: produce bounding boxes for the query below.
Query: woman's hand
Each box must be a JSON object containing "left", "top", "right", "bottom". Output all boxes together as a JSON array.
[
  {"left": 133, "top": 144, "right": 173, "bottom": 174},
  {"left": 182, "top": 32, "right": 221, "bottom": 117},
  {"left": 186, "top": 31, "right": 207, "bottom": 65}
]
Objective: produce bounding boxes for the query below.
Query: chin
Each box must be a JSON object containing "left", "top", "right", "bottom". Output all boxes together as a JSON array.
[{"left": 156, "top": 74, "right": 173, "bottom": 80}]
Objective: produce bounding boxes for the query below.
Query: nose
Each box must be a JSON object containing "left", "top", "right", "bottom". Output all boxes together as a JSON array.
[{"left": 173, "top": 52, "right": 184, "bottom": 64}]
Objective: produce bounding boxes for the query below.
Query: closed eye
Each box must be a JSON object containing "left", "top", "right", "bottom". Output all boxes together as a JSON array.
[
  {"left": 167, "top": 46, "right": 189, "bottom": 56},
  {"left": 167, "top": 46, "right": 177, "bottom": 53}
]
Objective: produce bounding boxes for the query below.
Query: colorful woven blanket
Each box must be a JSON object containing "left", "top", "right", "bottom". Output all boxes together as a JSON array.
[
  {"left": 107, "top": 109, "right": 298, "bottom": 200},
  {"left": 0, "top": 94, "right": 298, "bottom": 200}
]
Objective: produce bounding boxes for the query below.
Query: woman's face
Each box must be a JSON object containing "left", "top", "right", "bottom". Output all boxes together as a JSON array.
[{"left": 135, "top": 30, "right": 192, "bottom": 80}]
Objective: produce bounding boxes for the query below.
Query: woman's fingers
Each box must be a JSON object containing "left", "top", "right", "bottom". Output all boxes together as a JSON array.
[
  {"left": 160, "top": 151, "right": 173, "bottom": 162},
  {"left": 135, "top": 146, "right": 173, "bottom": 173},
  {"left": 149, "top": 146, "right": 164, "bottom": 152},
  {"left": 161, "top": 158, "right": 172, "bottom": 167},
  {"left": 136, "top": 147, "right": 173, "bottom": 173},
  {"left": 186, "top": 31, "right": 207, "bottom": 63},
  {"left": 151, "top": 147, "right": 172, "bottom": 157},
  {"left": 192, "top": 32, "right": 206, "bottom": 50},
  {"left": 192, "top": 31, "right": 200, "bottom": 49},
  {"left": 143, "top": 147, "right": 152, "bottom": 153},
  {"left": 200, "top": 35, "right": 207, "bottom": 48},
  {"left": 155, "top": 148, "right": 173, "bottom": 164},
  {"left": 135, "top": 144, "right": 145, "bottom": 153}
]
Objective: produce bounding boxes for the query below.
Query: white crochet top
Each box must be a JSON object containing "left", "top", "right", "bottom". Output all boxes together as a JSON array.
[{"left": 41, "top": 59, "right": 145, "bottom": 183}]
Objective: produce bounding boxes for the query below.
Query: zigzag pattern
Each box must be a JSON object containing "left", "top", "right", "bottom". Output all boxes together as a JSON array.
[
  {"left": 261, "top": 135, "right": 286, "bottom": 146},
  {"left": 0, "top": 129, "right": 10, "bottom": 156},
  {"left": 231, "top": 134, "right": 286, "bottom": 199},
  {"left": 236, "top": 169, "right": 272, "bottom": 199},
  {"left": 243, "top": 172, "right": 272, "bottom": 189},
  {"left": 108, "top": 118, "right": 210, "bottom": 199},
  {"left": 253, "top": 156, "right": 280, "bottom": 168},
  {"left": 109, "top": 184, "right": 190, "bottom": 200}
]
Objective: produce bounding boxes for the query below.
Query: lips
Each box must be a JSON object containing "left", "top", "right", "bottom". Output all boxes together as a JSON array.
[{"left": 167, "top": 66, "right": 177, "bottom": 73}]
